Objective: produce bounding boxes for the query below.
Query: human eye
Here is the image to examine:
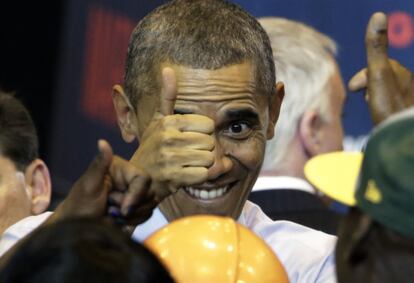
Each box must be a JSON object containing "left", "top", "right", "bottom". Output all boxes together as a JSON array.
[{"left": 223, "top": 121, "right": 252, "bottom": 139}]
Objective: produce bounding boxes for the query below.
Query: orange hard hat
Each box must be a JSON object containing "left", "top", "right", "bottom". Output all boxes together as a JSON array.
[{"left": 144, "top": 215, "right": 289, "bottom": 283}]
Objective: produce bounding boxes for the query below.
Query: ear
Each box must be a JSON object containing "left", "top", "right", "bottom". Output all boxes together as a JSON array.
[
  {"left": 24, "top": 159, "right": 52, "bottom": 215},
  {"left": 299, "top": 110, "right": 323, "bottom": 157},
  {"left": 267, "top": 82, "right": 284, "bottom": 139},
  {"left": 112, "top": 84, "right": 138, "bottom": 143}
]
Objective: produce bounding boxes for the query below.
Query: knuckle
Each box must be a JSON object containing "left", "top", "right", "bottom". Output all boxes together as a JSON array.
[
  {"left": 197, "top": 168, "right": 209, "bottom": 181},
  {"left": 370, "top": 68, "right": 390, "bottom": 81},
  {"left": 163, "top": 114, "right": 182, "bottom": 127},
  {"left": 159, "top": 147, "right": 173, "bottom": 161},
  {"left": 158, "top": 120, "right": 167, "bottom": 131},
  {"left": 174, "top": 168, "right": 205, "bottom": 186},
  {"left": 134, "top": 166, "right": 150, "bottom": 179},
  {"left": 366, "top": 34, "right": 387, "bottom": 50},
  {"left": 205, "top": 136, "right": 215, "bottom": 150},
  {"left": 154, "top": 169, "right": 169, "bottom": 182},
  {"left": 160, "top": 115, "right": 174, "bottom": 129},
  {"left": 206, "top": 119, "right": 214, "bottom": 131},
  {"left": 205, "top": 152, "right": 215, "bottom": 166},
  {"left": 164, "top": 168, "right": 180, "bottom": 183},
  {"left": 173, "top": 114, "right": 183, "bottom": 124},
  {"left": 160, "top": 131, "right": 176, "bottom": 146}
]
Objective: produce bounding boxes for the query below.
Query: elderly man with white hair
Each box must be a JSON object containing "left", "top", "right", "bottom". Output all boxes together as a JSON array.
[{"left": 250, "top": 17, "right": 344, "bottom": 235}]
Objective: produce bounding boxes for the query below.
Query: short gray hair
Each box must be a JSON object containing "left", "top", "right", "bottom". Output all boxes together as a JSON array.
[
  {"left": 259, "top": 17, "right": 338, "bottom": 171},
  {"left": 124, "top": 0, "right": 275, "bottom": 110}
]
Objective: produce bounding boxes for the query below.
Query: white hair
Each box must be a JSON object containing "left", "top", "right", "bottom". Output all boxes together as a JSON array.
[{"left": 260, "top": 17, "right": 339, "bottom": 171}]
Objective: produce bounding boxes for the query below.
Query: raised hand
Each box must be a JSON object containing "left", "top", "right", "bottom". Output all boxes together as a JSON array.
[
  {"left": 49, "top": 140, "right": 154, "bottom": 225},
  {"left": 348, "top": 12, "right": 414, "bottom": 125},
  {"left": 130, "top": 67, "right": 215, "bottom": 196}
]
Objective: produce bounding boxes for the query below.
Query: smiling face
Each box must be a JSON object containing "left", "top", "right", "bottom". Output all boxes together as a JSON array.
[{"left": 134, "top": 62, "right": 280, "bottom": 220}]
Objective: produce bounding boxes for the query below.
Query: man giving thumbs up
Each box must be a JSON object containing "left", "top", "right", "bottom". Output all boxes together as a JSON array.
[{"left": 111, "top": 1, "right": 337, "bottom": 283}]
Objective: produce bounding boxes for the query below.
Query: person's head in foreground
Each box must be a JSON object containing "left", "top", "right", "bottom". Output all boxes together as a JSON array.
[
  {"left": 258, "top": 17, "right": 345, "bottom": 177},
  {"left": 145, "top": 215, "right": 289, "bottom": 283},
  {"left": 305, "top": 108, "right": 414, "bottom": 283},
  {"left": 0, "top": 91, "right": 51, "bottom": 235},
  {"left": 112, "top": 0, "right": 283, "bottom": 220},
  {"left": 0, "top": 218, "right": 174, "bottom": 283}
]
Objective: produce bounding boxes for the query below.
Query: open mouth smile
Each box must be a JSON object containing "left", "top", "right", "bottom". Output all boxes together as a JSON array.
[{"left": 183, "top": 183, "right": 235, "bottom": 200}]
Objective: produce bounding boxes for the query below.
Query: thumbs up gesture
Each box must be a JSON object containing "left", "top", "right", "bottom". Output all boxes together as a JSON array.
[
  {"left": 48, "top": 140, "right": 155, "bottom": 225},
  {"left": 130, "top": 67, "right": 215, "bottom": 198},
  {"left": 348, "top": 12, "right": 414, "bottom": 125}
]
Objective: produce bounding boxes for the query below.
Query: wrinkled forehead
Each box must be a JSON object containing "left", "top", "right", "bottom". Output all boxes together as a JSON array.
[
  {"left": 172, "top": 62, "right": 255, "bottom": 86},
  {"left": 135, "top": 61, "right": 270, "bottom": 122},
  {"left": 176, "top": 61, "right": 266, "bottom": 93}
]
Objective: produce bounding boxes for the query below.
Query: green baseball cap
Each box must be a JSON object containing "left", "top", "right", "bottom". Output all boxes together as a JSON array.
[{"left": 305, "top": 107, "right": 414, "bottom": 238}]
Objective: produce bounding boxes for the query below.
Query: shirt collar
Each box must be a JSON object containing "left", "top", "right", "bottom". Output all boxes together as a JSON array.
[
  {"left": 252, "top": 176, "right": 315, "bottom": 194},
  {"left": 132, "top": 208, "right": 168, "bottom": 242},
  {"left": 132, "top": 203, "right": 251, "bottom": 242}
]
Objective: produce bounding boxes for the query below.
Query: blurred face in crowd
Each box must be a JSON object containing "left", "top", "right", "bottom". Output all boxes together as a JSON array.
[{"left": 130, "top": 62, "right": 282, "bottom": 220}]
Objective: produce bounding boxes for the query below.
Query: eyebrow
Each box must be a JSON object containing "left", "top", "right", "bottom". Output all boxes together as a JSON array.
[
  {"left": 225, "top": 109, "right": 259, "bottom": 121},
  {"left": 174, "top": 108, "right": 260, "bottom": 122}
]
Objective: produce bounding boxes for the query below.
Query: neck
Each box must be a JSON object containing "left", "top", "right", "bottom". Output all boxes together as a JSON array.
[
  {"left": 262, "top": 138, "right": 309, "bottom": 179},
  {"left": 262, "top": 167, "right": 305, "bottom": 179}
]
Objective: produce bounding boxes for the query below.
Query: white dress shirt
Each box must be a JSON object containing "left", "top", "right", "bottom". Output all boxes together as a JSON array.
[
  {"left": 0, "top": 212, "right": 53, "bottom": 257},
  {"left": 132, "top": 200, "right": 337, "bottom": 283},
  {"left": 0, "top": 202, "right": 337, "bottom": 282}
]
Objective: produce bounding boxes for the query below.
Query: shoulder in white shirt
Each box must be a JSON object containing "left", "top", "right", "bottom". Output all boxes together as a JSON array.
[
  {"left": 252, "top": 176, "right": 316, "bottom": 194},
  {"left": 0, "top": 212, "right": 53, "bottom": 257}
]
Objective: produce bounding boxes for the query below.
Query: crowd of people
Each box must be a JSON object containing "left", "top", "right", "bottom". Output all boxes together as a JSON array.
[{"left": 0, "top": 0, "right": 413, "bottom": 282}]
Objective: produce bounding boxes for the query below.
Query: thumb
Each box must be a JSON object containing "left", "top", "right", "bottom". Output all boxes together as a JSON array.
[
  {"left": 348, "top": 68, "right": 368, "bottom": 92},
  {"left": 94, "top": 140, "right": 113, "bottom": 174},
  {"left": 80, "top": 139, "right": 113, "bottom": 193},
  {"left": 159, "top": 67, "right": 177, "bottom": 116},
  {"left": 366, "top": 12, "right": 389, "bottom": 70}
]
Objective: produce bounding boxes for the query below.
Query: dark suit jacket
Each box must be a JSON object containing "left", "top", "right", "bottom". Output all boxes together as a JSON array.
[{"left": 249, "top": 189, "right": 341, "bottom": 235}]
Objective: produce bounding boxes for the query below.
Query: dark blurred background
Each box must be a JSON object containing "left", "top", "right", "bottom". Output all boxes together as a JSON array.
[
  {"left": 0, "top": 1, "right": 63, "bottom": 158},
  {"left": 0, "top": 2, "right": 65, "bottom": 206},
  {"left": 1, "top": 1, "right": 413, "bottom": 208}
]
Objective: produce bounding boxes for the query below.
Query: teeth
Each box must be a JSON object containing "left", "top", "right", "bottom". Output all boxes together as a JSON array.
[
  {"left": 184, "top": 185, "right": 229, "bottom": 200},
  {"left": 200, "top": 190, "right": 208, "bottom": 199},
  {"left": 208, "top": 190, "right": 217, "bottom": 199}
]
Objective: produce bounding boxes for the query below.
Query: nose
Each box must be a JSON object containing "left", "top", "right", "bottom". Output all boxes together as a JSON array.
[{"left": 207, "top": 141, "right": 233, "bottom": 181}]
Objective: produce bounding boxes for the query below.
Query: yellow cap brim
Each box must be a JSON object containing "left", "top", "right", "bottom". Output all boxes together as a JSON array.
[{"left": 304, "top": 151, "right": 363, "bottom": 206}]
